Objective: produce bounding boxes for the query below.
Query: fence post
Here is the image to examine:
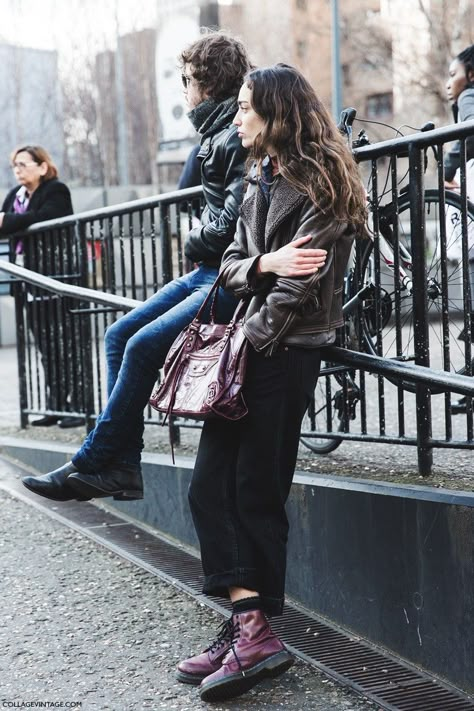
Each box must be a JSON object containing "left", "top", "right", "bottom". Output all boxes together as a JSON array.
[
  {"left": 13, "top": 280, "right": 28, "bottom": 428},
  {"left": 159, "top": 202, "right": 180, "bottom": 444},
  {"left": 77, "top": 221, "right": 95, "bottom": 430},
  {"left": 408, "top": 144, "right": 433, "bottom": 475},
  {"left": 159, "top": 203, "right": 173, "bottom": 285}
]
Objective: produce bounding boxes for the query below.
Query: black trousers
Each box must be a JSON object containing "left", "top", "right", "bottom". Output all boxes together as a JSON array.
[
  {"left": 27, "top": 294, "right": 86, "bottom": 413},
  {"left": 189, "top": 344, "right": 321, "bottom": 617}
]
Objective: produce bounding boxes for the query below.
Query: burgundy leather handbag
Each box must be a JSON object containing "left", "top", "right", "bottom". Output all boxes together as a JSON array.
[{"left": 149, "top": 274, "right": 249, "bottom": 424}]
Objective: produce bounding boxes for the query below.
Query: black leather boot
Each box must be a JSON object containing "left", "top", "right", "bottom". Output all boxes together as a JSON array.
[
  {"left": 59, "top": 417, "right": 85, "bottom": 429},
  {"left": 22, "top": 462, "right": 91, "bottom": 501},
  {"left": 67, "top": 463, "right": 143, "bottom": 501},
  {"left": 31, "top": 415, "right": 60, "bottom": 427}
]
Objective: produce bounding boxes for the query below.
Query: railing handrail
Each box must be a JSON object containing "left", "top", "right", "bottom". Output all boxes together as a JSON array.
[
  {"left": 354, "top": 118, "right": 474, "bottom": 161},
  {"left": 325, "top": 346, "right": 474, "bottom": 397},
  {"left": 1, "top": 259, "right": 473, "bottom": 397},
  {"left": 1, "top": 185, "right": 204, "bottom": 235},
  {"left": 0, "top": 260, "right": 141, "bottom": 310}
]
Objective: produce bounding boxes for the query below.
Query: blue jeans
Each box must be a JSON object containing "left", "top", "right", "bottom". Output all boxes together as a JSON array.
[{"left": 72, "top": 266, "right": 237, "bottom": 473}]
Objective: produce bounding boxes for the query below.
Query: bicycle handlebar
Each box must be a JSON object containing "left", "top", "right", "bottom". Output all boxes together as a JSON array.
[
  {"left": 420, "top": 121, "right": 435, "bottom": 133},
  {"left": 337, "top": 107, "right": 357, "bottom": 135}
]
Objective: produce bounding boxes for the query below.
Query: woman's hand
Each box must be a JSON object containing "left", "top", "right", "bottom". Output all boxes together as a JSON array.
[
  {"left": 445, "top": 180, "right": 460, "bottom": 190},
  {"left": 0, "top": 213, "right": 4, "bottom": 228},
  {"left": 258, "top": 235, "right": 327, "bottom": 277}
]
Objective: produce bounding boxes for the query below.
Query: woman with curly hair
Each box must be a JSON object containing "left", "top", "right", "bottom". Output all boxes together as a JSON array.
[{"left": 177, "top": 64, "right": 367, "bottom": 702}]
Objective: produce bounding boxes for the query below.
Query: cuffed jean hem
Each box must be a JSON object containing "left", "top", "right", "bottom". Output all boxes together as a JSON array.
[
  {"left": 71, "top": 449, "right": 143, "bottom": 474},
  {"left": 71, "top": 451, "right": 100, "bottom": 474},
  {"left": 202, "top": 570, "right": 284, "bottom": 617}
]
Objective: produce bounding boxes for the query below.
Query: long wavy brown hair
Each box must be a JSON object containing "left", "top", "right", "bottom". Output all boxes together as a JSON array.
[{"left": 245, "top": 64, "right": 367, "bottom": 230}]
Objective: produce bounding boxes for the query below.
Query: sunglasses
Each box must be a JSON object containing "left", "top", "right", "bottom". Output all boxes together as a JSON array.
[{"left": 181, "top": 73, "right": 192, "bottom": 89}]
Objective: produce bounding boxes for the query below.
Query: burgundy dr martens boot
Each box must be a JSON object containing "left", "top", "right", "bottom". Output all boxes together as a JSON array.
[
  {"left": 176, "top": 617, "right": 234, "bottom": 685},
  {"left": 199, "top": 609, "right": 294, "bottom": 701}
]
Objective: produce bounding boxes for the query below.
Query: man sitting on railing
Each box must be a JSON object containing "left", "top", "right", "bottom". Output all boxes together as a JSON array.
[{"left": 22, "top": 30, "right": 252, "bottom": 502}]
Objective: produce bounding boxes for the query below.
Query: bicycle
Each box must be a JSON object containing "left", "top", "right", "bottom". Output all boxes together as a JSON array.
[{"left": 300, "top": 108, "right": 474, "bottom": 454}]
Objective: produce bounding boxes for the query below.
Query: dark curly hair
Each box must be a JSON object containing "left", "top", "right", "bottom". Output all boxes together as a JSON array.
[
  {"left": 244, "top": 64, "right": 367, "bottom": 230},
  {"left": 457, "top": 44, "right": 474, "bottom": 85},
  {"left": 179, "top": 30, "right": 252, "bottom": 102}
]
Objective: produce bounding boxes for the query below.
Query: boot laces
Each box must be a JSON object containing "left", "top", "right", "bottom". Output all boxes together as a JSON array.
[
  {"left": 228, "top": 617, "right": 246, "bottom": 677},
  {"left": 206, "top": 617, "right": 235, "bottom": 654}
]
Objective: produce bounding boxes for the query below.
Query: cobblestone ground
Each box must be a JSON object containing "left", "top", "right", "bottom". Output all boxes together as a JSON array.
[{"left": 0, "top": 488, "right": 379, "bottom": 711}]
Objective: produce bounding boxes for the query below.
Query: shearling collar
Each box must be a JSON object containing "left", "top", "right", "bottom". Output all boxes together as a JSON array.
[{"left": 240, "top": 176, "right": 307, "bottom": 251}]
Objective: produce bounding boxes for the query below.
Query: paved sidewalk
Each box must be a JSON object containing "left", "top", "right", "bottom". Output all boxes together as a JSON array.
[{"left": 0, "top": 471, "right": 377, "bottom": 711}]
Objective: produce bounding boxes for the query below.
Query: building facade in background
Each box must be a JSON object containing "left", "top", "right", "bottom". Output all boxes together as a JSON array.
[
  {"left": 3, "top": 0, "right": 470, "bottom": 193},
  {"left": 0, "top": 43, "right": 64, "bottom": 189},
  {"left": 95, "top": 28, "right": 158, "bottom": 188}
]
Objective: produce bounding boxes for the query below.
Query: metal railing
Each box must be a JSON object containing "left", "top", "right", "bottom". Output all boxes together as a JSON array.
[
  {"left": 0, "top": 122, "right": 473, "bottom": 475},
  {"left": 306, "top": 119, "right": 474, "bottom": 474},
  {"left": 1, "top": 186, "right": 203, "bottom": 428}
]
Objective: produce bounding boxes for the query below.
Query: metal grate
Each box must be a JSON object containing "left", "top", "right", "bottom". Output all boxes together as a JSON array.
[{"left": 2, "top": 466, "right": 473, "bottom": 711}]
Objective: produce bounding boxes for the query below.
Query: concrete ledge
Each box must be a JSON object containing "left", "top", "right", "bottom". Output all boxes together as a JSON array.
[{"left": 1, "top": 436, "right": 473, "bottom": 695}]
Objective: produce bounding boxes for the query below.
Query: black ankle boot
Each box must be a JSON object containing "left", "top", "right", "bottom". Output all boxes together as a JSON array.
[
  {"left": 67, "top": 462, "right": 143, "bottom": 500},
  {"left": 22, "top": 462, "right": 91, "bottom": 501},
  {"left": 30, "top": 415, "right": 60, "bottom": 427}
]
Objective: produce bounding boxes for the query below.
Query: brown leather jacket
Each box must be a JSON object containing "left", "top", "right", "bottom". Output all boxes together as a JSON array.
[{"left": 219, "top": 175, "right": 355, "bottom": 352}]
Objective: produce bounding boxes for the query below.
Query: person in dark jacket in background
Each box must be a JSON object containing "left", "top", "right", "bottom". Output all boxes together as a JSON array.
[
  {"left": 0, "top": 145, "right": 81, "bottom": 428},
  {"left": 23, "top": 31, "right": 252, "bottom": 502},
  {"left": 0, "top": 146, "right": 72, "bottom": 235},
  {"left": 444, "top": 43, "right": 474, "bottom": 189},
  {"left": 444, "top": 43, "right": 474, "bottom": 414},
  {"left": 178, "top": 143, "right": 201, "bottom": 190}
]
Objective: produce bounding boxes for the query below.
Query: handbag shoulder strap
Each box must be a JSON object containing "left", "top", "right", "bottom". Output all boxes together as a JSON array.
[{"left": 192, "top": 273, "right": 223, "bottom": 325}]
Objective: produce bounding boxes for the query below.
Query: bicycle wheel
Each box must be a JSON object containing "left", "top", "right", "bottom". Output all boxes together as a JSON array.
[
  {"left": 299, "top": 364, "right": 360, "bottom": 454},
  {"left": 357, "top": 189, "right": 474, "bottom": 392}
]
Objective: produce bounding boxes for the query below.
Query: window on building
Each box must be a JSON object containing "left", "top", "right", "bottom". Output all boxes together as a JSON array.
[{"left": 366, "top": 92, "right": 393, "bottom": 118}]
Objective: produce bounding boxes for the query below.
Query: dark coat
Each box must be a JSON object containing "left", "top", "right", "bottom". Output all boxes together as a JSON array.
[
  {"left": 184, "top": 102, "right": 247, "bottom": 267},
  {"left": 444, "top": 86, "right": 474, "bottom": 182},
  {"left": 178, "top": 144, "right": 202, "bottom": 190},
  {"left": 220, "top": 175, "right": 355, "bottom": 352},
  {"left": 0, "top": 178, "right": 73, "bottom": 235}
]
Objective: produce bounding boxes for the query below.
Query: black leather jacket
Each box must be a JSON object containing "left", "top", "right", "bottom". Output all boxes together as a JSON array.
[{"left": 184, "top": 99, "right": 247, "bottom": 266}]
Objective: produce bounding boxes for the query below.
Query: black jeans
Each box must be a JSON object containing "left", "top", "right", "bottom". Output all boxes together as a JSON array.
[
  {"left": 27, "top": 294, "right": 87, "bottom": 413},
  {"left": 189, "top": 344, "right": 321, "bottom": 617}
]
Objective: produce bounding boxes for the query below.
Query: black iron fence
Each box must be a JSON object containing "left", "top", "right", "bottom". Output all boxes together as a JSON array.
[
  {"left": 304, "top": 119, "right": 474, "bottom": 474},
  {"left": 1, "top": 186, "right": 203, "bottom": 428},
  {"left": 0, "top": 121, "right": 474, "bottom": 475}
]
